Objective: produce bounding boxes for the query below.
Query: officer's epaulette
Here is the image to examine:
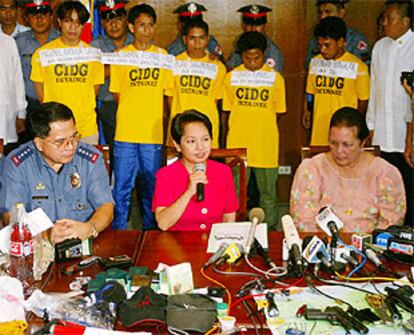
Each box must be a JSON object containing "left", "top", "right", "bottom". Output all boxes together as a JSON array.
[
  {"left": 10, "top": 146, "right": 33, "bottom": 167},
  {"left": 77, "top": 145, "right": 99, "bottom": 164}
]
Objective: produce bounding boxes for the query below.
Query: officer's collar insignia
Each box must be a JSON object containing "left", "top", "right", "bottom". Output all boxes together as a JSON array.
[
  {"left": 70, "top": 172, "right": 81, "bottom": 188},
  {"left": 35, "top": 183, "right": 45, "bottom": 190},
  {"left": 250, "top": 5, "right": 259, "bottom": 14}
]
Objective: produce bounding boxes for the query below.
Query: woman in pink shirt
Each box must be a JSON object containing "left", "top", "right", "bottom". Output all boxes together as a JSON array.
[
  {"left": 153, "top": 110, "right": 238, "bottom": 231},
  {"left": 290, "top": 107, "right": 406, "bottom": 233}
]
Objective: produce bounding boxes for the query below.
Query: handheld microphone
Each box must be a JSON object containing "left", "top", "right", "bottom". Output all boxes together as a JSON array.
[
  {"left": 302, "top": 236, "right": 329, "bottom": 264},
  {"left": 217, "top": 243, "right": 242, "bottom": 266},
  {"left": 341, "top": 253, "right": 359, "bottom": 268},
  {"left": 252, "top": 238, "right": 277, "bottom": 269},
  {"left": 244, "top": 208, "right": 265, "bottom": 254},
  {"left": 316, "top": 206, "right": 343, "bottom": 248},
  {"left": 365, "top": 248, "right": 386, "bottom": 271},
  {"left": 204, "top": 242, "right": 228, "bottom": 268},
  {"left": 281, "top": 215, "right": 303, "bottom": 274},
  {"left": 316, "top": 206, "right": 343, "bottom": 237},
  {"left": 194, "top": 163, "right": 206, "bottom": 202},
  {"left": 316, "top": 251, "right": 333, "bottom": 270}
]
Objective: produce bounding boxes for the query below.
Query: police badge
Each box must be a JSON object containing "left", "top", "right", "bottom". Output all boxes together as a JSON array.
[{"left": 70, "top": 172, "right": 81, "bottom": 188}]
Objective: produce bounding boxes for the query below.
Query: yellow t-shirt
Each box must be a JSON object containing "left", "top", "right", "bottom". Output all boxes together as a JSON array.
[
  {"left": 110, "top": 44, "right": 173, "bottom": 144},
  {"left": 165, "top": 52, "right": 226, "bottom": 147},
  {"left": 31, "top": 38, "right": 104, "bottom": 138},
  {"left": 223, "top": 64, "right": 286, "bottom": 168},
  {"left": 306, "top": 52, "right": 370, "bottom": 145}
]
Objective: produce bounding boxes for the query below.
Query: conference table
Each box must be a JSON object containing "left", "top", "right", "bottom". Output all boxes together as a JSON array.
[{"left": 30, "top": 229, "right": 412, "bottom": 334}]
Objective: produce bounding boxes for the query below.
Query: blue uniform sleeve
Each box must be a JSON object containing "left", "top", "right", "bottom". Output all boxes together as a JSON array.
[
  {"left": 0, "top": 156, "right": 31, "bottom": 213},
  {"left": 86, "top": 153, "right": 114, "bottom": 209}
]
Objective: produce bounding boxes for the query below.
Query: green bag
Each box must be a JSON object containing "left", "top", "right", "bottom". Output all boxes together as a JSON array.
[{"left": 166, "top": 294, "right": 217, "bottom": 333}]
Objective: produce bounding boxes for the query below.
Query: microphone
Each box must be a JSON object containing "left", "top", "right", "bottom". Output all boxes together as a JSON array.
[
  {"left": 302, "top": 236, "right": 329, "bottom": 264},
  {"left": 194, "top": 163, "right": 206, "bottom": 202},
  {"left": 252, "top": 238, "right": 277, "bottom": 269},
  {"left": 365, "top": 248, "right": 386, "bottom": 272},
  {"left": 316, "top": 251, "right": 333, "bottom": 271},
  {"left": 204, "top": 242, "right": 228, "bottom": 268},
  {"left": 316, "top": 206, "right": 343, "bottom": 248},
  {"left": 281, "top": 215, "right": 303, "bottom": 274},
  {"left": 216, "top": 243, "right": 242, "bottom": 266},
  {"left": 341, "top": 253, "right": 359, "bottom": 268},
  {"left": 244, "top": 208, "right": 265, "bottom": 254}
]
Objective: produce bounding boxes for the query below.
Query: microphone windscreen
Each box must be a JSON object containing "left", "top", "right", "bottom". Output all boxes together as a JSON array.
[{"left": 249, "top": 207, "right": 265, "bottom": 223}]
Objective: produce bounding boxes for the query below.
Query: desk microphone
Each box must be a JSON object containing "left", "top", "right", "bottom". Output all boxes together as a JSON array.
[
  {"left": 217, "top": 243, "right": 242, "bottom": 266},
  {"left": 194, "top": 163, "right": 206, "bottom": 202},
  {"left": 252, "top": 238, "right": 277, "bottom": 269},
  {"left": 281, "top": 214, "right": 303, "bottom": 274},
  {"left": 204, "top": 242, "right": 229, "bottom": 268},
  {"left": 244, "top": 208, "right": 265, "bottom": 254},
  {"left": 302, "top": 236, "right": 329, "bottom": 264}
]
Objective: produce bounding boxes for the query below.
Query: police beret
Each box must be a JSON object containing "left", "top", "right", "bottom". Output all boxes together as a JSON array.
[
  {"left": 95, "top": 0, "right": 127, "bottom": 19},
  {"left": 173, "top": 2, "right": 206, "bottom": 18},
  {"left": 238, "top": 4, "right": 271, "bottom": 26}
]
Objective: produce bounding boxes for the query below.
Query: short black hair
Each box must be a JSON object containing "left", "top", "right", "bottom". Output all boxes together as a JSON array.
[
  {"left": 171, "top": 109, "right": 212, "bottom": 144},
  {"left": 31, "top": 102, "right": 75, "bottom": 138},
  {"left": 56, "top": 1, "right": 90, "bottom": 25},
  {"left": 329, "top": 107, "right": 369, "bottom": 142},
  {"left": 236, "top": 31, "right": 267, "bottom": 55},
  {"left": 317, "top": 0, "right": 347, "bottom": 10},
  {"left": 182, "top": 19, "right": 208, "bottom": 36},
  {"left": 314, "top": 16, "right": 347, "bottom": 40},
  {"left": 385, "top": 0, "right": 413, "bottom": 25},
  {"left": 128, "top": 3, "right": 156, "bottom": 24}
]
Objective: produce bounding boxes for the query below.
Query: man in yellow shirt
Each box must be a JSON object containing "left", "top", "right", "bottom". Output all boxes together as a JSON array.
[
  {"left": 223, "top": 31, "right": 286, "bottom": 229},
  {"left": 31, "top": 1, "right": 104, "bottom": 143},
  {"left": 304, "top": 16, "right": 370, "bottom": 145},
  {"left": 109, "top": 4, "right": 173, "bottom": 230},
  {"left": 166, "top": 19, "right": 225, "bottom": 148}
]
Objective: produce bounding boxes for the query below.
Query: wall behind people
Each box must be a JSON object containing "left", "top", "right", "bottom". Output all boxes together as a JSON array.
[{"left": 124, "top": 0, "right": 384, "bottom": 201}]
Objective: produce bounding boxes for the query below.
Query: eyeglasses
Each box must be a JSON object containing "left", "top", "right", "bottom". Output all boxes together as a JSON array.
[{"left": 42, "top": 132, "right": 81, "bottom": 150}]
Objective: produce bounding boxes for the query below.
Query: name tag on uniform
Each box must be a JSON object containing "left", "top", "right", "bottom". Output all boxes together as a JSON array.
[
  {"left": 39, "top": 48, "right": 101, "bottom": 66},
  {"left": 174, "top": 60, "right": 218, "bottom": 80},
  {"left": 101, "top": 51, "right": 174, "bottom": 70},
  {"left": 32, "top": 195, "right": 49, "bottom": 200},
  {"left": 231, "top": 70, "right": 276, "bottom": 87},
  {"left": 310, "top": 59, "right": 358, "bottom": 79}
]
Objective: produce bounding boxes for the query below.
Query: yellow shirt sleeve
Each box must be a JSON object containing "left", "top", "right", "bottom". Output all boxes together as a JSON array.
[{"left": 30, "top": 49, "right": 43, "bottom": 83}]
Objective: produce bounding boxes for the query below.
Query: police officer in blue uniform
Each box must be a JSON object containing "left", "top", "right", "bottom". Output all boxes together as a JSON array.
[
  {"left": 226, "top": 4, "right": 284, "bottom": 72},
  {"left": 91, "top": 0, "right": 133, "bottom": 167},
  {"left": 305, "top": 0, "right": 371, "bottom": 68},
  {"left": 0, "top": 102, "right": 113, "bottom": 243},
  {"left": 15, "top": 0, "right": 60, "bottom": 143},
  {"left": 167, "top": 1, "right": 223, "bottom": 61}
]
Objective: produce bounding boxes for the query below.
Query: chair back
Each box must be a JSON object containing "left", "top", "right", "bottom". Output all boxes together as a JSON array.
[
  {"left": 166, "top": 147, "right": 248, "bottom": 221},
  {"left": 301, "top": 145, "right": 380, "bottom": 161},
  {"left": 93, "top": 144, "right": 110, "bottom": 175}
]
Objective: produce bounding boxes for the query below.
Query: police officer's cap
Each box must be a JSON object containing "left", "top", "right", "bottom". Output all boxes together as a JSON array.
[
  {"left": 19, "top": 0, "right": 52, "bottom": 15},
  {"left": 238, "top": 4, "right": 271, "bottom": 26},
  {"left": 173, "top": 2, "right": 207, "bottom": 21},
  {"left": 95, "top": 0, "right": 128, "bottom": 20},
  {"left": 316, "top": 0, "right": 350, "bottom": 6}
]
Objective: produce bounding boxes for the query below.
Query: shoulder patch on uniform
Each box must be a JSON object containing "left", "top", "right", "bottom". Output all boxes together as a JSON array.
[
  {"left": 10, "top": 147, "right": 33, "bottom": 167},
  {"left": 77, "top": 146, "right": 99, "bottom": 164},
  {"left": 357, "top": 40, "right": 368, "bottom": 51}
]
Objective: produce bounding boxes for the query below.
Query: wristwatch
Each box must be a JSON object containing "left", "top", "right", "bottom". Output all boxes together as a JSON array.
[{"left": 89, "top": 221, "right": 99, "bottom": 238}]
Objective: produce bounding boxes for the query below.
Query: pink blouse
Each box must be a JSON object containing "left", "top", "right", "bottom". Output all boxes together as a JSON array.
[
  {"left": 152, "top": 159, "right": 239, "bottom": 231},
  {"left": 290, "top": 153, "right": 406, "bottom": 233}
]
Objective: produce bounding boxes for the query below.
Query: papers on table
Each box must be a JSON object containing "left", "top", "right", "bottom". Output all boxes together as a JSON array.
[{"left": 207, "top": 222, "right": 268, "bottom": 253}]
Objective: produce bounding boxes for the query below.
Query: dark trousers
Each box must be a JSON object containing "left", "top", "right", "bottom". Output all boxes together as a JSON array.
[{"left": 381, "top": 151, "right": 413, "bottom": 227}]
